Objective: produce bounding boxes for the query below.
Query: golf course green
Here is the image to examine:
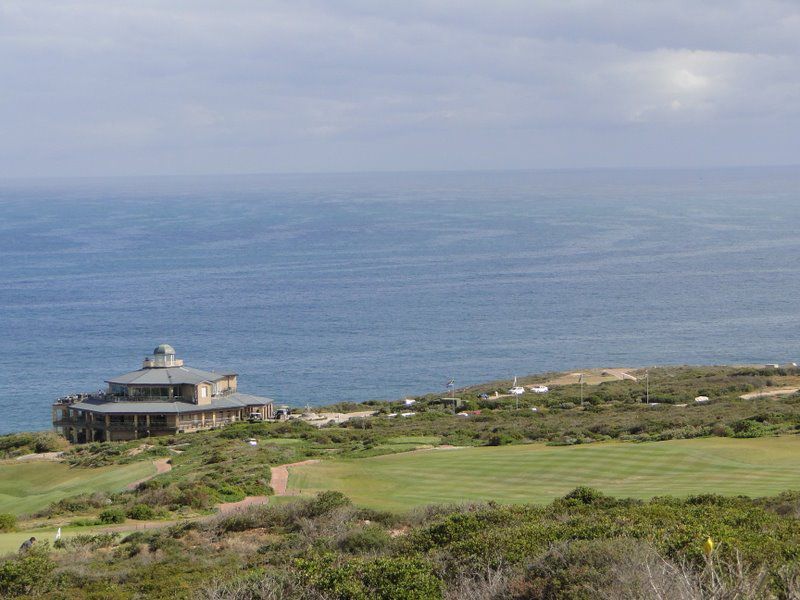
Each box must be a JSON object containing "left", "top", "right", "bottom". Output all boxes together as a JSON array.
[
  {"left": 0, "top": 460, "right": 155, "bottom": 516},
  {"left": 287, "top": 436, "right": 800, "bottom": 511}
]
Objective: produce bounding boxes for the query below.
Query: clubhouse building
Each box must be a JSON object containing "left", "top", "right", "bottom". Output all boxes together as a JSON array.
[{"left": 53, "top": 344, "right": 274, "bottom": 443}]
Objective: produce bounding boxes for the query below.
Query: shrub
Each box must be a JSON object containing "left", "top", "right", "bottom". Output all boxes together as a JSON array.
[
  {"left": 0, "top": 543, "right": 55, "bottom": 597},
  {"left": 303, "top": 491, "right": 352, "bottom": 518},
  {"left": 98, "top": 507, "right": 126, "bottom": 524},
  {"left": 338, "top": 525, "right": 392, "bottom": 554},
  {"left": 0, "top": 513, "right": 16, "bottom": 532},
  {"left": 562, "top": 487, "right": 606, "bottom": 505},
  {"left": 126, "top": 504, "right": 155, "bottom": 520},
  {"left": 56, "top": 532, "right": 119, "bottom": 550},
  {"left": 732, "top": 419, "right": 770, "bottom": 438},
  {"left": 296, "top": 554, "right": 442, "bottom": 600}
]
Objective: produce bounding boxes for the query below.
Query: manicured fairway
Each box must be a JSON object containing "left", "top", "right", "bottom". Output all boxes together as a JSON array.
[
  {"left": 0, "top": 460, "right": 155, "bottom": 516},
  {"left": 287, "top": 436, "right": 800, "bottom": 511}
]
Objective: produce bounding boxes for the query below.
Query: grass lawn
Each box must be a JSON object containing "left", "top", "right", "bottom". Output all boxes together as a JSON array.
[
  {"left": 287, "top": 436, "right": 800, "bottom": 511},
  {"left": 0, "top": 460, "right": 155, "bottom": 516}
]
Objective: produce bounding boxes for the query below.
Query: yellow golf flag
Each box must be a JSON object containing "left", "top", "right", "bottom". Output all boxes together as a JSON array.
[{"left": 703, "top": 536, "right": 714, "bottom": 557}]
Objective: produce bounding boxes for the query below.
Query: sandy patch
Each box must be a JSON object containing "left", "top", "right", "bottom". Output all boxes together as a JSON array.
[
  {"left": 740, "top": 387, "right": 799, "bottom": 400},
  {"left": 544, "top": 368, "right": 635, "bottom": 386},
  {"left": 15, "top": 452, "right": 64, "bottom": 462}
]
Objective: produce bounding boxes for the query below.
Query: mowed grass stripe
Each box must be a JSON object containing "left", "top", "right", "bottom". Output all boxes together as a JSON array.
[
  {"left": 0, "top": 460, "right": 156, "bottom": 516},
  {"left": 286, "top": 437, "right": 800, "bottom": 511}
]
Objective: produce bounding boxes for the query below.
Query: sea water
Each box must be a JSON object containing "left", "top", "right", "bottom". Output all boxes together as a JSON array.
[{"left": 2, "top": 167, "right": 800, "bottom": 434}]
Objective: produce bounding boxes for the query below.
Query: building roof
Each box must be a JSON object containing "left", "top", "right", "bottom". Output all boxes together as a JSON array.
[
  {"left": 69, "top": 392, "right": 274, "bottom": 415},
  {"left": 105, "top": 365, "right": 229, "bottom": 386},
  {"left": 153, "top": 343, "right": 176, "bottom": 355}
]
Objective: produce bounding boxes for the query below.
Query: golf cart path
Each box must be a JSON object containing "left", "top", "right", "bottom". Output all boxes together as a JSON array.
[
  {"left": 125, "top": 458, "right": 172, "bottom": 490},
  {"left": 270, "top": 459, "right": 320, "bottom": 496}
]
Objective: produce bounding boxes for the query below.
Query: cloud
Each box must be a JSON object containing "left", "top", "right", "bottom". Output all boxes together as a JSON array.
[{"left": 0, "top": 0, "right": 798, "bottom": 176}]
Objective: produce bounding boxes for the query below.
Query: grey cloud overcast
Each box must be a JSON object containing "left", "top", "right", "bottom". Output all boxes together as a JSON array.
[{"left": 1, "top": 0, "right": 798, "bottom": 177}]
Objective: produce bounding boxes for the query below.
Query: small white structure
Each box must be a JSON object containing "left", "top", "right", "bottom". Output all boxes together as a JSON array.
[
  {"left": 456, "top": 412, "right": 470, "bottom": 417},
  {"left": 531, "top": 407, "right": 538, "bottom": 412},
  {"left": 246, "top": 438, "right": 258, "bottom": 446},
  {"left": 403, "top": 398, "right": 416, "bottom": 406},
  {"left": 400, "top": 412, "right": 416, "bottom": 417},
  {"left": 694, "top": 396, "right": 710, "bottom": 403},
  {"left": 765, "top": 364, "right": 780, "bottom": 369},
  {"left": 387, "top": 413, "right": 398, "bottom": 418},
  {"left": 529, "top": 385, "right": 549, "bottom": 394}
]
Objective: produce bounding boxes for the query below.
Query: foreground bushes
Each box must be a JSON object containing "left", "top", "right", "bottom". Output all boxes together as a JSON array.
[
  {"left": 0, "top": 544, "right": 55, "bottom": 597},
  {"left": 8, "top": 488, "right": 800, "bottom": 599}
]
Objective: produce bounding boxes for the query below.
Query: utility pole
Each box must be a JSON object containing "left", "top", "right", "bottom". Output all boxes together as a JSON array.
[
  {"left": 645, "top": 370, "right": 650, "bottom": 404},
  {"left": 579, "top": 373, "right": 584, "bottom": 406}
]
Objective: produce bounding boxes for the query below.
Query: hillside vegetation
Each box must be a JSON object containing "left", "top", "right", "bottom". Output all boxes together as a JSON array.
[
  {"left": 3, "top": 365, "right": 800, "bottom": 597},
  {"left": 3, "top": 489, "right": 800, "bottom": 598}
]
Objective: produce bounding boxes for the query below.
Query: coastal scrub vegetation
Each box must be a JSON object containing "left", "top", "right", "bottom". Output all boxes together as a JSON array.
[
  {"left": 4, "top": 489, "right": 800, "bottom": 598},
  {"left": 3, "top": 365, "right": 800, "bottom": 597},
  {"left": 4, "top": 365, "right": 800, "bottom": 523}
]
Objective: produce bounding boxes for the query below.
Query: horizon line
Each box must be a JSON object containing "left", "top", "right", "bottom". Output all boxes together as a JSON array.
[{"left": 2, "top": 163, "right": 800, "bottom": 184}]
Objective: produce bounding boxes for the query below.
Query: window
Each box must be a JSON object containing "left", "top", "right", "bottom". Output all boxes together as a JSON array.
[{"left": 200, "top": 387, "right": 207, "bottom": 398}]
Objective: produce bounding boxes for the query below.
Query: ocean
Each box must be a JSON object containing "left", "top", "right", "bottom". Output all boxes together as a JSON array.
[{"left": 2, "top": 167, "right": 800, "bottom": 434}]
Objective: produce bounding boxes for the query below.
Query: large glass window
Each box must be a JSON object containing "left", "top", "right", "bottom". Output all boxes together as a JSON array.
[{"left": 129, "top": 387, "right": 170, "bottom": 398}]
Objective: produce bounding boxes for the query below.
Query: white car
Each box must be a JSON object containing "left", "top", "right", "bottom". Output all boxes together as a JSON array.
[
  {"left": 509, "top": 386, "right": 525, "bottom": 395},
  {"left": 529, "top": 385, "right": 549, "bottom": 394}
]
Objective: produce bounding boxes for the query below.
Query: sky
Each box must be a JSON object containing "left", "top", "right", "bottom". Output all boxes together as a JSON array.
[{"left": 1, "top": 0, "right": 799, "bottom": 177}]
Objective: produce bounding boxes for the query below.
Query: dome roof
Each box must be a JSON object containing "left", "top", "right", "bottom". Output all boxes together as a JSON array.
[{"left": 153, "top": 343, "right": 176, "bottom": 355}]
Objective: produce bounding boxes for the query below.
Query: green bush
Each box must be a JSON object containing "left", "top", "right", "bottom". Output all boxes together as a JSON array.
[
  {"left": 303, "top": 491, "right": 352, "bottom": 518},
  {"left": 338, "top": 525, "right": 392, "bottom": 554},
  {"left": 98, "top": 507, "right": 126, "bottom": 524},
  {"left": 562, "top": 486, "right": 607, "bottom": 505},
  {"left": 56, "top": 532, "right": 119, "bottom": 550},
  {"left": 296, "top": 554, "right": 442, "bottom": 600},
  {"left": 0, "top": 543, "right": 55, "bottom": 597},
  {"left": 0, "top": 513, "right": 16, "bottom": 532},
  {"left": 732, "top": 419, "right": 770, "bottom": 438},
  {"left": 126, "top": 503, "right": 155, "bottom": 520}
]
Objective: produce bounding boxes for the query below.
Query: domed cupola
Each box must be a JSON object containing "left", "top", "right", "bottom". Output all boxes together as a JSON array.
[{"left": 143, "top": 344, "right": 183, "bottom": 368}]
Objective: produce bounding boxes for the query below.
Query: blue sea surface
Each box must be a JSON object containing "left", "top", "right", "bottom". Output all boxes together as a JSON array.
[{"left": 2, "top": 168, "right": 800, "bottom": 434}]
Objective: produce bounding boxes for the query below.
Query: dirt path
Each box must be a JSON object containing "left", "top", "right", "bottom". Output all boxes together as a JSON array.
[
  {"left": 126, "top": 457, "right": 172, "bottom": 490},
  {"left": 740, "top": 387, "right": 799, "bottom": 400},
  {"left": 270, "top": 459, "right": 320, "bottom": 496},
  {"left": 217, "top": 495, "right": 272, "bottom": 513}
]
